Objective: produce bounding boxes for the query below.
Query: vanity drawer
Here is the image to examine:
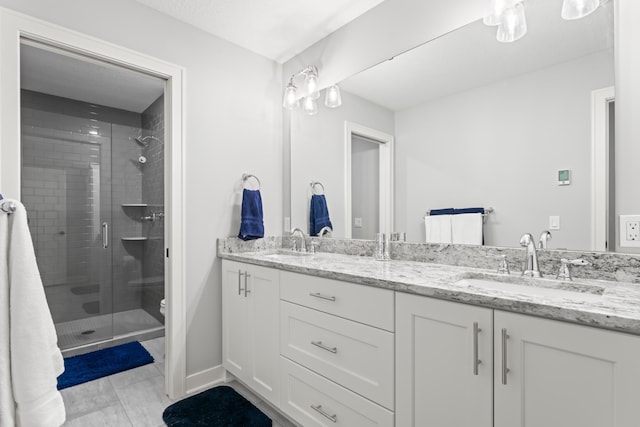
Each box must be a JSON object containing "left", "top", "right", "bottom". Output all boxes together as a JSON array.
[
  {"left": 281, "top": 301, "right": 394, "bottom": 409},
  {"left": 280, "top": 271, "right": 394, "bottom": 331},
  {"left": 280, "top": 356, "right": 394, "bottom": 427}
]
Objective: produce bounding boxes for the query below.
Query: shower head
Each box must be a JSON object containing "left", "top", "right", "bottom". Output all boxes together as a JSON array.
[{"left": 134, "top": 135, "right": 160, "bottom": 147}]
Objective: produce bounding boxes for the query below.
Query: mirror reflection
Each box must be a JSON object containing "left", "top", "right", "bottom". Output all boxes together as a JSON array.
[{"left": 289, "top": 0, "right": 615, "bottom": 252}]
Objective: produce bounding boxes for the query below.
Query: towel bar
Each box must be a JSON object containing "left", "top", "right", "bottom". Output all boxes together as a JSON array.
[
  {"left": 425, "top": 207, "right": 494, "bottom": 216},
  {"left": 310, "top": 181, "right": 325, "bottom": 195},
  {"left": 0, "top": 200, "right": 17, "bottom": 214},
  {"left": 241, "top": 173, "right": 261, "bottom": 190}
]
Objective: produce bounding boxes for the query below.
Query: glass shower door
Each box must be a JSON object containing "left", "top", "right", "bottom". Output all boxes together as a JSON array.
[{"left": 21, "top": 109, "right": 114, "bottom": 351}]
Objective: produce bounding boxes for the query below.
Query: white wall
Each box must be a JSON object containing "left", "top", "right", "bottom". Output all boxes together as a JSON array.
[
  {"left": 290, "top": 91, "right": 393, "bottom": 237},
  {"left": 0, "top": 0, "right": 282, "bottom": 381},
  {"left": 395, "top": 50, "right": 614, "bottom": 248}
]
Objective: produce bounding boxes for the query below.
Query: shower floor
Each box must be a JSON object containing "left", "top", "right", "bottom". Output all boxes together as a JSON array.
[{"left": 55, "top": 308, "right": 163, "bottom": 351}]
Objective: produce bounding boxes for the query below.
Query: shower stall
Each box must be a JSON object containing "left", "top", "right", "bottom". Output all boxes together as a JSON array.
[{"left": 19, "top": 42, "right": 166, "bottom": 355}]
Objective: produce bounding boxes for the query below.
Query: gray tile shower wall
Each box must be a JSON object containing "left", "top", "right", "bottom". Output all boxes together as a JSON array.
[
  {"left": 21, "top": 90, "right": 145, "bottom": 319},
  {"left": 141, "top": 95, "right": 165, "bottom": 323}
]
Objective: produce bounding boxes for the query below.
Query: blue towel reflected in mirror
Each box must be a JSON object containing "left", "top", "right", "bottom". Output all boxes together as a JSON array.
[
  {"left": 310, "top": 194, "right": 332, "bottom": 236},
  {"left": 238, "top": 189, "right": 264, "bottom": 240}
]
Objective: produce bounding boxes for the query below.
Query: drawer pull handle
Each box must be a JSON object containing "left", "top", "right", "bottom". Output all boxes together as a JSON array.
[
  {"left": 311, "top": 341, "right": 337, "bottom": 354},
  {"left": 501, "top": 328, "right": 510, "bottom": 385},
  {"left": 244, "top": 272, "right": 251, "bottom": 297},
  {"left": 309, "top": 292, "right": 336, "bottom": 301},
  {"left": 473, "top": 322, "right": 482, "bottom": 375},
  {"left": 311, "top": 404, "right": 337, "bottom": 423}
]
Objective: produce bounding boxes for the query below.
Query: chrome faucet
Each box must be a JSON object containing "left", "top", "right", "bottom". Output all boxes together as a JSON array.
[
  {"left": 290, "top": 227, "right": 307, "bottom": 252},
  {"left": 520, "top": 233, "right": 541, "bottom": 277},
  {"left": 539, "top": 230, "right": 552, "bottom": 249}
]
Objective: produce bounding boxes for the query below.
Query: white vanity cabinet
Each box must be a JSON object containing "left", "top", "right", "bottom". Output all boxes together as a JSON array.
[
  {"left": 494, "top": 311, "right": 640, "bottom": 427},
  {"left": 397, "top": 292, "right": 640, "bottom": 427},
  {"left": 396, "top": 292, "right": 494, "bottom": 427},
  {"left": 221, "top": 260, "right": 280, "bottom": 405},
  {"left": 279, "top": 271, "right": 395, "bottom": 426}
]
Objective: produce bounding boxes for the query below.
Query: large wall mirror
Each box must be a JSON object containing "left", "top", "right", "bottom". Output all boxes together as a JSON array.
[{"left": 289, "top": 0, "right": 617, "bottom": 252}]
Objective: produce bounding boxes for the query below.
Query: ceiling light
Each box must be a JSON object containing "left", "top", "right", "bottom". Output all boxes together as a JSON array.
[
  {"left": 324, "top": 85, "right": 342, "bottom": 108},
  {"left": 561, "top": 0, "right": 600, "bottom": 20}
]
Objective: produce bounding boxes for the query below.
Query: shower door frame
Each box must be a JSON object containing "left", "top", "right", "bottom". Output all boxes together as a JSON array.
[{"left": 0, "top": 9, "right": 186, "bottom": 399}]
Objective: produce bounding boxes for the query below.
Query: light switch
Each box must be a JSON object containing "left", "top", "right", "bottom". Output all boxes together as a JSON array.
[
  {"left": 354, "top": 217, "right": 363, "bottom": 228},
  {"left": 549, "top": 216, "right": 560, "bottom": 230}
]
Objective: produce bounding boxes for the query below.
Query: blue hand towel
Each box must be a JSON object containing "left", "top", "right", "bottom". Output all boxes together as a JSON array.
[
  {"left": 238, "top": 189, "right": 264, "bottom": 241},
  {"left": 454, "top": 207, "right": 485, "bottom": 215},
  {"left": 309, "top": 194, "right": 332, "bottom": 236},
  {"left": 429, "top": 208, "right": 455, "bottom": 216}
]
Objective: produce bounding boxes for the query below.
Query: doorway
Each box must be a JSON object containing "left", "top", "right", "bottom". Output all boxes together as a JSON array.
[{"left": 344, "top": 122, "right": 394, "bottom": 239}]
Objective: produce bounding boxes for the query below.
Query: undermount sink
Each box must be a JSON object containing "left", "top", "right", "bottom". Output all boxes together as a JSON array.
[
  {"left": 454, "top": 271, "right": 605, "bottom": 299},
  {"left": 262, "top": 249, "right": 315, "bottom": 259}
]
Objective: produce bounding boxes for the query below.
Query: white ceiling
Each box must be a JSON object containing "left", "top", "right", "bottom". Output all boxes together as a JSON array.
[
  {"left": 133, "top": 0, "right": 386, "bottom": 63},
  {"left": 21, "top": 42, "right": 165, "bottom": 113},
  {"left": 340, "top": 0, "right": 614, "bottom": 111}
]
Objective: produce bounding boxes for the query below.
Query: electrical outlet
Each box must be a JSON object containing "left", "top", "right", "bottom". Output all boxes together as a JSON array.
[
  {"left": 620, "top": 215, "right": 640, "bottom": 247},
  {"left": 354, "top": 217, "right": 363, "bottom": 228},
  {"left": 549, "top": 216, "right": 560, "bottom": 230}
]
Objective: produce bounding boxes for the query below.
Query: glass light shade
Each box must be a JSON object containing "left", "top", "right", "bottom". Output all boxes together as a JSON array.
[
  {"left": 282, "top": 84, "right": 298, "bottom": 110},
  {"left": 324, "top": 85, "right": 342, "bottom": 108},
  {"left": 304, "top": 72, "right": 319, "bottom": 96},
  {"left": 483, "top": 0, "right": 508, "bottom": 26},
  {"left": 497, "top": 3, "right": 527, "bottom": 43},
  {"left": 561, "top": 0, "right": 600, "bottom": 20},
  {"left": 302, "top": 96, "right": 318, "bottom": 116}
]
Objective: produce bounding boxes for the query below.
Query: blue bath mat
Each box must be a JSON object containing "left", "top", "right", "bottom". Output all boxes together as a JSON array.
[
  {"left": 57, "top": 341, "right": 154, "bottom": 390},
  {"left": 162, "top": 385, "right": 272, "bottom": 426}
]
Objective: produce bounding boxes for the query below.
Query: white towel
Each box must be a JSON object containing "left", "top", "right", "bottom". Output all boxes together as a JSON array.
[
  {"left": 0, "top": 200, "right": 66, "bottom": 427},
  {"left": 451, "top": 213, "right": 483, "bottom": 245},
  {"left": 424, "top": 215, "right": 452, "bottom": 244}
]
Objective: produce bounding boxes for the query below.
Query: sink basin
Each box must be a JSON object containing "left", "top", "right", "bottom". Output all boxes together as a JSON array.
[
  {"left": 262, "top": 249, "right": 315, "bottom": 259},
  {"left": 454, "top": 272, "right": 605, "bottom": 299}
]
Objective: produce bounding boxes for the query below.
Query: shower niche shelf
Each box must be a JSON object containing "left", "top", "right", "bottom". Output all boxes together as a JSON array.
[
  {"left": 121, "top": 237, "right": 148, "bottom": 241},
  {"left": 122, "top": 203, "right": 148, "bottom": 207}
]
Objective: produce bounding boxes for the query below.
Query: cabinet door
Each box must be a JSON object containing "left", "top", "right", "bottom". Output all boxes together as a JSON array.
[
  {"left": 494, "top": 311, "right": 640, "bottom": 427},
  {"left": 396, "top": 293, "right": 493, "bottom": 427},
  {"left": 222, "top": 260, "right": 249, "bottom": 377},
  {"left": 246, "top": 263, "right": 280, "bottom": 405}
]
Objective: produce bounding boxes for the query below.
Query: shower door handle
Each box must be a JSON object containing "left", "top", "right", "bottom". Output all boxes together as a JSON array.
[{"left": 102, "top": 222, "right": 109, "bottom": 249}]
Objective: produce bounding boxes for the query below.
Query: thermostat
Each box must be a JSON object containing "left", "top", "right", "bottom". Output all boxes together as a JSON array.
[{"left": 558, "top": 169, "right": 571, "bottom": 186}]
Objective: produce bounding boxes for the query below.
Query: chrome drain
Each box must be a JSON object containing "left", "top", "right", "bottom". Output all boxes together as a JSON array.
[{"left": 80, "top": 330, "right": 95, "bottom": 335}]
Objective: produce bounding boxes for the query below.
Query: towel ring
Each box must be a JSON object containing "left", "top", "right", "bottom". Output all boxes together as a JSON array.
[
  {"left": 242, "top": 173, "right": 261, "bottom": 190},
  {"left": 310, "top": 181, "right": 325, "bottom": 195},
  {"left": 0, "top": 200, "right": 17, "bottom": 214}
]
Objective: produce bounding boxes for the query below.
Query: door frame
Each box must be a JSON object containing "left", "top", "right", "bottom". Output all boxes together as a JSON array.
[
  {"left": 344, "top": 121, "right": 394, "bottom": 238},
  {"left": 0, "top": 8, "right": 186, "bottom": 399},
  {"left": 591, "top": 86, "right": 615, "bottom": 252}
]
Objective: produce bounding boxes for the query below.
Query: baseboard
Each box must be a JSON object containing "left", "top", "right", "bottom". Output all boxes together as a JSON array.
[{"left": 185, "top": 364, "right": 226, "bottom": 395}]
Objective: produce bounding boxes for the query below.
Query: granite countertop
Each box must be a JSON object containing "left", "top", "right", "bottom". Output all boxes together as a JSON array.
[{"left": 219, "top": 249, "right": 640, "bottom": 336}]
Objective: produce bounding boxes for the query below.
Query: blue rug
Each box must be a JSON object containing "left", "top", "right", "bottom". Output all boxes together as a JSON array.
[
  {"left": 162, "top": 385, "right": 272, "bottom": 426},
  {"left": 57, "top": 341, "right": 154, "bottom": 390}
]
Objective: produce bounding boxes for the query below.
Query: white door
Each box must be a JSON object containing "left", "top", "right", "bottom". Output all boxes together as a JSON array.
[
  {"left": 396, "top": 293, "right": 493, "bottom": 427},
  {"left": 494, "top": 311, "right": 640, "bottom": 427}
]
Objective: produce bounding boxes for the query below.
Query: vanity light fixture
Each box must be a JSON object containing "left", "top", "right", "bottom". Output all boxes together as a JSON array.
[
  {"left": 282, "top": 65, "right": 342, "bottom": 115},
  {"left": 484, "top": 0, "right": 608, "bottom": 43}
]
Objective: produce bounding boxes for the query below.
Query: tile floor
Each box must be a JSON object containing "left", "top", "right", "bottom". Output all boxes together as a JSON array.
[{"left": 60, "top": 337, "right": 298, "bottom": 427}]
